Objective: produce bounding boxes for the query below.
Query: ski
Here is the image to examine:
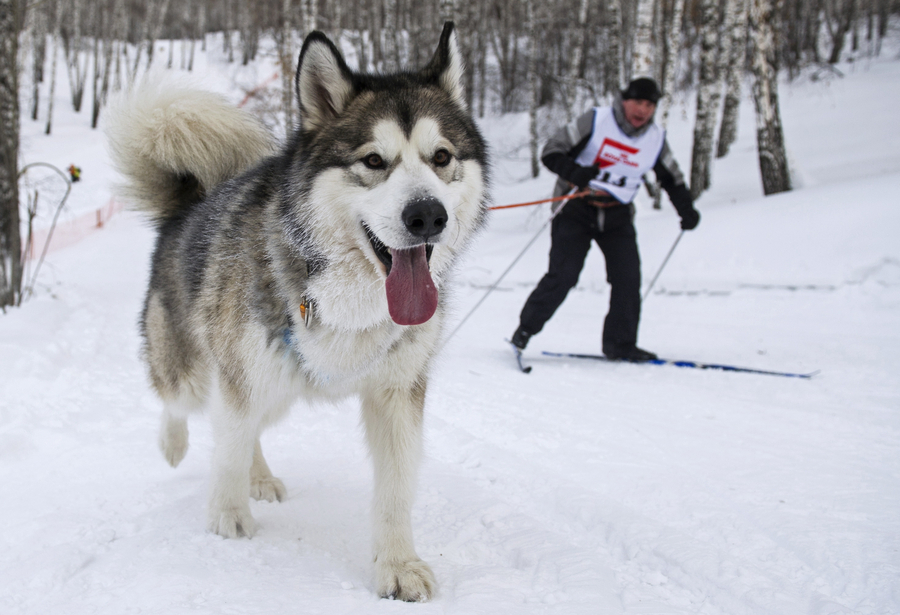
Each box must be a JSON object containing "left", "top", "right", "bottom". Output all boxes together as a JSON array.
[
  {"left": 540, "top": 351, "right": 818, "bottom": 379},
  {"left": 507, "top": 341, "right": 533, "bottom": 373}
]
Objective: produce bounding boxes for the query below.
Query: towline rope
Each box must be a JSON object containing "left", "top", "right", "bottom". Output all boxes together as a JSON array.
[{"left": 488, "top": 189, "right": 591, "bottom": 211}]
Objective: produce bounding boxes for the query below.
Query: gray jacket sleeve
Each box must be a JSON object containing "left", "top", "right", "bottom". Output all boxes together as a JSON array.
[
  {"left": 541, "top": 110, "right": 596, "bottom": 197},
  {"left": 541, "top": 109, "right": 595, "bottom": 160},
  {"left": 653, "top": 139, "right": 694, "bottom": 214}
]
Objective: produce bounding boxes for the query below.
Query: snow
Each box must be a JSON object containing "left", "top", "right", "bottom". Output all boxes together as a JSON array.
[{"left": 2, "top": 38, "right": 899, "bottom": 614}]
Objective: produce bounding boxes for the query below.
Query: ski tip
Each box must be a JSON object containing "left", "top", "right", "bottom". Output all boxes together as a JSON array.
[{"left": 506, "top": 339, "right": 533, "bottom": 373}]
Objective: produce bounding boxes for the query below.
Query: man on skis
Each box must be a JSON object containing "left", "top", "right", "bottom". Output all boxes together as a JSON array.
[{"left": 511, "top": 77, "right": 700, "bottom": 361}]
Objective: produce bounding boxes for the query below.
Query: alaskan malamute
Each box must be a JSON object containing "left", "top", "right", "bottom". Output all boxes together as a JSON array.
[{"left": 106, "top": 23, "right": 489, "bottom": 601}]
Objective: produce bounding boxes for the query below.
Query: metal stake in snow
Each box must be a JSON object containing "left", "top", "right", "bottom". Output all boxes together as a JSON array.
[{"left": 642, "top": 230, "right": 684, "bottom": 301}]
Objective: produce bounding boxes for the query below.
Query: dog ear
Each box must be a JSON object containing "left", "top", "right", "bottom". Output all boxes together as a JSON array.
[
  {"left": 422, "top": 22, "right": 467, "bottom": 110},
  {"left": 295, "top": 32, "right": 355, "bottom": 132}
]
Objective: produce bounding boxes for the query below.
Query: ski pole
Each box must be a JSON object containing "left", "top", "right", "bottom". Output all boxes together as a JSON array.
[
  {"left": 443, "top": 199, "right": 572, "bottom": 346},
  {"left": 642, "top": 230, "right": 684, "bottom": 301}
]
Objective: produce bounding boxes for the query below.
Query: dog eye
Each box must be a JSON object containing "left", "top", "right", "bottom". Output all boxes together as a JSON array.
[
  {"left": 363, "top": 153, "right": 384, "bottom": 169},
  {"left": 433, "top": 149, "right": 452, "bottom": 167}
]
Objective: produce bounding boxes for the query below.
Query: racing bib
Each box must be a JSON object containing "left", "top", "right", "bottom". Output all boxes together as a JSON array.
[{"left": 574, "top": 107, "right": 664, "bottom": 203}]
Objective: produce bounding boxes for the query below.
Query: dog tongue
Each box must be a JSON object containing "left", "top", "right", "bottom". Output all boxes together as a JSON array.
[{"left": 385, "top": 245, "right": 438, "bottom": 325}]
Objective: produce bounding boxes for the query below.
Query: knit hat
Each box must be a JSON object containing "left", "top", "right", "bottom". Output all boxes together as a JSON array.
[{"left": 621, "top": 78, "right": 662, "bottom": 104}]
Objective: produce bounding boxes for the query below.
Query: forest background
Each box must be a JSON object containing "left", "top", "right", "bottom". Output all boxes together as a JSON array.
[{"left": 0, "top": 0, "right": 896, "bottom": 305}]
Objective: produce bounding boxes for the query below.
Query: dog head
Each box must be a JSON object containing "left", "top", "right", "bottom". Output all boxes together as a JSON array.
[{"left": 291, "top": 23, "right": 490, "bottom": 328}]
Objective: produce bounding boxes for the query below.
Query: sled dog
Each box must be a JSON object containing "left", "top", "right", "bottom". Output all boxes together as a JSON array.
[{"left": 106, "top": 23, "right": 489, "bottom": 601}]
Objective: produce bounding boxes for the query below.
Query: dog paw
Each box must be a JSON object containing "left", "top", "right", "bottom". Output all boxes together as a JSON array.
[
  {"left": 376, "top": 558, "right": 436, "bottom": 602},
  {"left": 158, "top": 418, "right": 188, "bottom": 468},
  {"left": 251, "top": 476, "right": 286, "bottom": 502},
  {"left": 208, "top": 507, "right": 257, "bottom": 539}
]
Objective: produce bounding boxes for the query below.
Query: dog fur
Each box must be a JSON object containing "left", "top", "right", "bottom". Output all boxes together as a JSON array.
[{"left": 105, "top": 23, "right": 489, "bottom": 602}]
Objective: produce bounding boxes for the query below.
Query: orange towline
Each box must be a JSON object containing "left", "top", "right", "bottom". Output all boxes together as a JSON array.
[{"left": 489, "top": 190, "right": 591, "bottom": 211}]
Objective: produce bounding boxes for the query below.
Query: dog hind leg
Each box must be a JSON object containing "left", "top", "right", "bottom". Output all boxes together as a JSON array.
[
  {"left": 362, "top": 382, "right": 436, "bottom": 602},
  {"left": 145, "top": 291, "right": 209, "bottom": 468},
  {"left": 154, "top": 368, "right": 209, "bottom": 467},
  {"left": 159, "top": 403, "right": 191, "bottom": 468}
]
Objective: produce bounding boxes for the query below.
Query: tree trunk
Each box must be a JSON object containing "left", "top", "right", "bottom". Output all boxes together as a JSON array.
[
  {"left": 526, "top": 0, "right": 540, "bottom": 178},
  {"left": 63, "top": 0, "right": 90, "bottom": 113},
  {"left": 631, "top": 0, "right": 655, "bottom": 79},
  {"left": 658, "top": 0, "right": 685, "bottom": 127},
  {"left": 112, "top": 0, "right": 127, "bottom": 91},
  {"left": 563, "top": 0, "right": 590, "bottom": 120},
  {"left": 825, "top": 0, "right": 854, "bottom": 64},
  {"left": 146, "top": 0, "right": 173, "bottom": 71},
  {"left": 604, "top": 0, "right": 623, "bottom": 98},
  {"left": 280, "top": 0, "right": 294, "bottom": 134},
  {"left": 689, "top": 0, "right": 720, "bottom": 200},
  {"left": 303, "top": 0, "right": 318, "bottom": 34},
  {"left": 91, "top": 33, "right": 101, "bottom": 127},
  {"left": 475, "top": 12, "right": 488, "bottom": 118},
  {"left": 717, "top": 0, "right": 749, "bottom": 158},
  {"left": 382, "top": 0, "right": 399, "bottom": 72},
  {"left": 1, "top": 0, "right": 23, "bottom": 309},
  {"left": 749, "top": 0, "right": 791, "bottom": 195},
  {"left": 369, "top": 0, "right": 382, "bottom": 69},
  {"left": 28, "top": 3, "right": 46, "bottom": 121},
  {"left": 238, "top": 1, "right": 256, "bottom": 66},
  {"left": 439, "top": 0, "right": 456, "bottom": 24},
  {"left": 44, "top": 3, "right": 60, "bottom": 135}
]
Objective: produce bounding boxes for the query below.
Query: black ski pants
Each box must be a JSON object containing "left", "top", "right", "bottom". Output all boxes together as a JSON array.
[{"left": 518, "top": 198, "right": 642, "bottom": 354}]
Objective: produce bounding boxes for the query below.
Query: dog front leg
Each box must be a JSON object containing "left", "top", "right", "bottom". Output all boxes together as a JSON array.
[
  {"left": 207, "top": 396, "right": 259, "bottom": 539},
  {"left": 361, "top": 382, "right": 436, "bottom": 602}
]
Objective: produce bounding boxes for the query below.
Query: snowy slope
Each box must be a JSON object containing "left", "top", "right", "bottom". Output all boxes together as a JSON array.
[{"left": 2, "top": 40, "right": 899, "bottom": 614}]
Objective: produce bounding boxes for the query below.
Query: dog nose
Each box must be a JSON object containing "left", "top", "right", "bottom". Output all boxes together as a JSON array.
[{"left": 402, "top": 198, "right": 447, "bottom": 241}]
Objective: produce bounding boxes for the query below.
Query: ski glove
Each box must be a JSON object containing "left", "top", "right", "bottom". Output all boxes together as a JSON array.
[
  {"left": 679, "top": 207, "right": 700, "bottom": 230},
  {"left": 542, "top": 153, "right": 599, "bottom": 190},
  {"left": 569, "top": 164, "right": 601, "bottom": 190},
  {"left": 667, "top": 183, "right": 700, "bottom": 230}
]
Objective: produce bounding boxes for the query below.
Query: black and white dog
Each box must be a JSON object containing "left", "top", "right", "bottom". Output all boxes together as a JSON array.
[{"left": 106, "top": 23, "right": 490, "bottom": 601}]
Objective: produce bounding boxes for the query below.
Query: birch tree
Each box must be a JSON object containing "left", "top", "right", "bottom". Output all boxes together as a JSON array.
[
  {"left": 302, "top": 0, "right": 318, "bottom": 35},
  {"left": 279, "top": 0, "right": 294, "bottom": 134},
  {"left": 382, "top": 0, "right": 399, "bottom": 71},
  {"left": 658, "top": 0, "right": 686, "bottom": 127},
  {"left": 473, "top": 5, "right": 489, "bottom": 117},
  {"left": 489, "top": 0, "right": 521, "bottom": 114},
  {"left": 563, "top": 0, "right": 590, "bottom": 120},
  {"left": 604, "top": 0, "right": 624, "bottom": 98},
  {"left": 439, "top": 0, "right": 456, "bottom": 23},
  {"left": 44, "top": 0, "right": 60, "bottom": 134},
  {"left": 63, "top": 0, "right": 91, "bottom": 113},
  {"left": 717, "top": 0, "right": 749, "bottom": 158},
  {"left": 825, "top": 0, "right": 858, "bottom": 63},
  {"left": 146, "top": 0, "right": 173, "bottom": 70},
  {"left": 91, "top": 1, "right": 117, "bottom": 129},
  {"left": 28, "top": 3, "right": 47, "bottom": 121},
  {"left": 526, "top": 0, "right": 540, "bottom": 177},
  {"left": 238, "top": 1, "right": 258, "bottom": 66},
  {"left": 631, "top": 0, "right": 655, "bottom": 79},
  {"left": 690, "top": 0, "right": 721, "bottom": 199},
  {"left": 749, "top": 0, "right": 791, "bottom": 195},
  {"left": 1, "top": 0, "right": 22, "bottom": 309}
]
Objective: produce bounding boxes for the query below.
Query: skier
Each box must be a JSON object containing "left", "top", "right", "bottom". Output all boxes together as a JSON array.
[{"left": 511, "top": 77, "right": 700, "bottom": 361}]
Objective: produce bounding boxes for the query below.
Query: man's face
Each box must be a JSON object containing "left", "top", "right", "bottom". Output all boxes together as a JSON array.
[{"left": 622, "top": 98, "right": 657, "bottom": 128}]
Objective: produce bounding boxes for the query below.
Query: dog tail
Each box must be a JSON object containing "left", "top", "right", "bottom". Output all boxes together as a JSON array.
[{"left": 105, "top": 75, "right": 274, "bottom": 223}]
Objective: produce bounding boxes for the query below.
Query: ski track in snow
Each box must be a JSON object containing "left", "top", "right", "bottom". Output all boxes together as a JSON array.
[{"left": 2, "top": 37, "right": 899, "bottom": 615}]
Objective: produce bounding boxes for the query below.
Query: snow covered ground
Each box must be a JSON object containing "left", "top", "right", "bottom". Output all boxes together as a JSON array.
[{"left": 2, "top": 38, "right": 899, "bottom": 614}]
